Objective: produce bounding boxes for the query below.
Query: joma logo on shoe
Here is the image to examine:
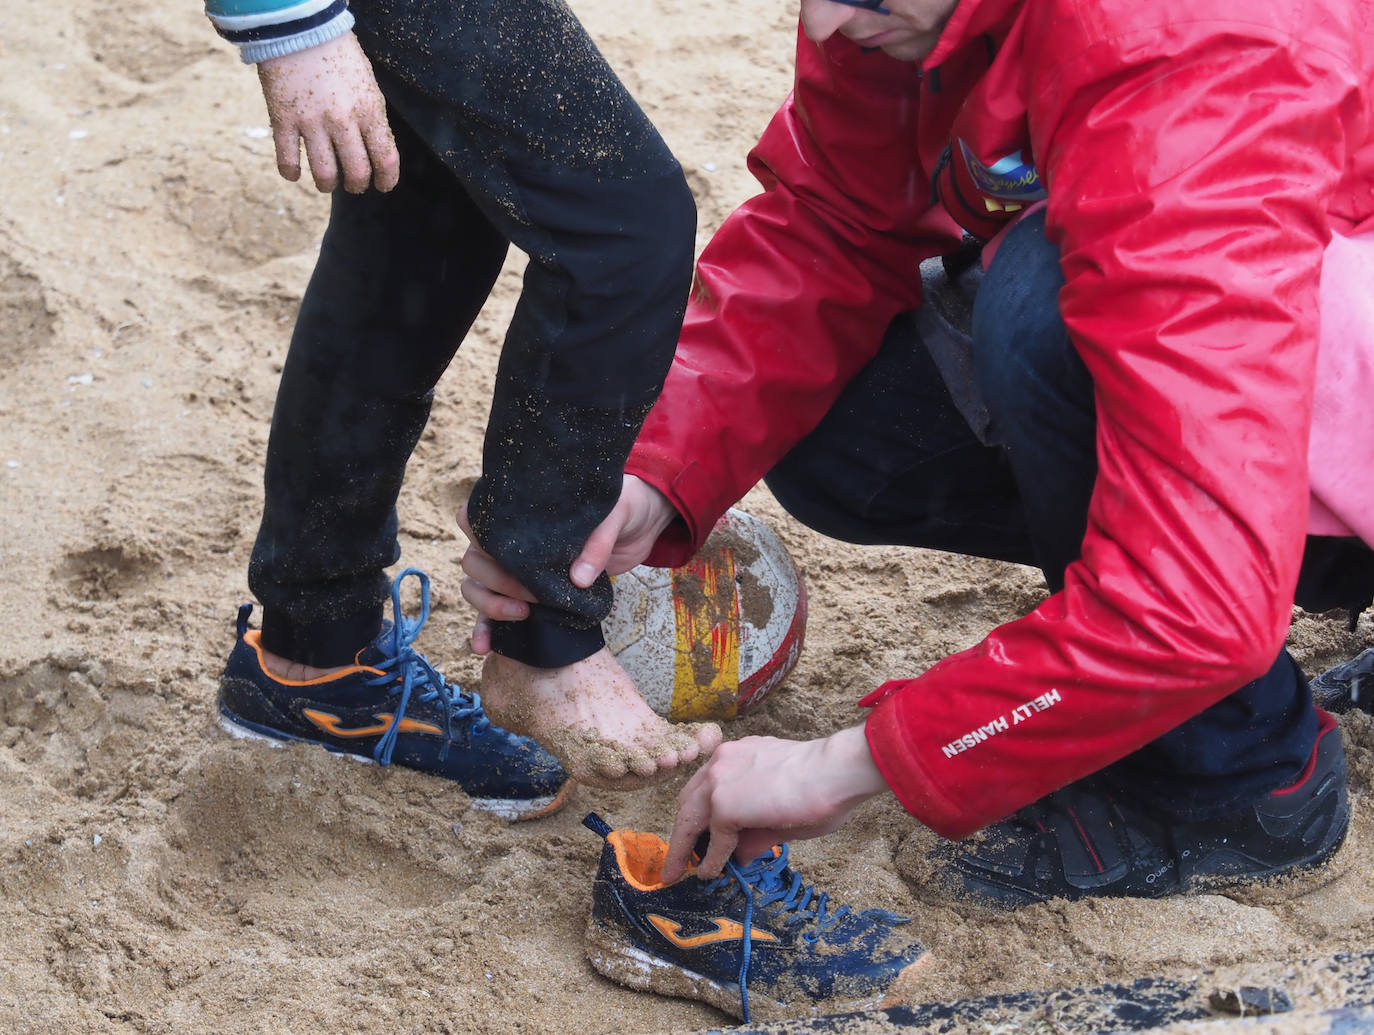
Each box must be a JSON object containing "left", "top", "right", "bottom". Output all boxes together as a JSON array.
[
  {"left": 647, "top": 914, "right": 780, "bottom": 949},
  {"left": 302, "top": 708, "right": 443, "bottom": 738}
]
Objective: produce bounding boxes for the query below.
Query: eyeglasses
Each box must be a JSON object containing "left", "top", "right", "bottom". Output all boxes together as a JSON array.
[{"left": 829, "top": 0, "right": 892, "bottom": 13}]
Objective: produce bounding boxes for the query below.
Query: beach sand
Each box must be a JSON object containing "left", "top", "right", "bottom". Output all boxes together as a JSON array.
[{"left": 3, "top": 0, "right": 1373, "bottom": 1029}]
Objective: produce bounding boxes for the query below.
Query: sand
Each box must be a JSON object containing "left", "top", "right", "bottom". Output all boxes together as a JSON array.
[{"left": 2, "top": 0, "right": 1373, "bottom": 1029}]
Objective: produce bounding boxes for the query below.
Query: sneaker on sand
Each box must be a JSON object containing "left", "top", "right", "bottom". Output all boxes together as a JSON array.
[
  {"left": 939, "top": 710, "right": 1349, "bottom": 908},
  {"left": 1312, "top": 647, "right": 1374, "bottom": 714},
  {"left": 218, "top": 568, "right": 572, "bottom": 821},
  {"left": 582, "top": 812, "right": 928, "bottom": 1024}
]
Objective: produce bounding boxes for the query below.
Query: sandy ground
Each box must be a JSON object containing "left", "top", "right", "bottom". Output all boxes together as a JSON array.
[{"left": 3, "top": 0, "right": 1374, "bottom": 1030}]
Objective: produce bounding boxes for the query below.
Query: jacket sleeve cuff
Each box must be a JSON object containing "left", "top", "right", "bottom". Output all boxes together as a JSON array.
[
  {"left": 237, "top": 17, "right": 353, "bottom": 63},
  {"left": 862, "top": 679, "right": 977, "bottom": 841},
  {"left": 206, "top": 0, "right": 353, "bottom": 63},
  {"left": 628, "top": 446, "right": 733, "bottom": 568}
]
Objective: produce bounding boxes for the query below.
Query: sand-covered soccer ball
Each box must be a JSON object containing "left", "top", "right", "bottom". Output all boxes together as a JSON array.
[{"left": 603, "top": 508, "right": 807, "bottom": 722}]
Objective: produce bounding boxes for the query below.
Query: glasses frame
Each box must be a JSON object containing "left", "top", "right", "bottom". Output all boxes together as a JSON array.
[{"left": 829, "top": 0, "right": 893, "bottom": 14}]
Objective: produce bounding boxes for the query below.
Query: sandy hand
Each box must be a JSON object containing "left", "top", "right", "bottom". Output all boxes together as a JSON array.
[{"left": 480, "top": 648, "right": 722, "bottom": 789}]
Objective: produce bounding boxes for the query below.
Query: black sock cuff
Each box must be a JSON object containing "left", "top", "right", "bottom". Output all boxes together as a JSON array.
[{"left": 259, "top": 605, "right": 385, "bottom": 668}]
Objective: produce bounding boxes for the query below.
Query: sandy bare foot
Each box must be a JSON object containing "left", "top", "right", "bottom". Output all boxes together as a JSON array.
[{"left": 479, "top": 647, "right": 722, "bottom": 789}]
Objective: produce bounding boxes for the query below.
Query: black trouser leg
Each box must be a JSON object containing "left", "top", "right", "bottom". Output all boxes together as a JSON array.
[
  {"left": 250, "top": 119, "right": 508, "bottom": 666},
  {"left": 354, "top": 0, "right": 696, "bottom": 667},
  {"left": 248, "top": 0, "right": 696, "bottom": 668}
]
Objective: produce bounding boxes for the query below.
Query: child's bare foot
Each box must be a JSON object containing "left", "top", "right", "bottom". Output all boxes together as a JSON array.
[{"left": 479, "top": 648, "right": 722, "bottom": 789}]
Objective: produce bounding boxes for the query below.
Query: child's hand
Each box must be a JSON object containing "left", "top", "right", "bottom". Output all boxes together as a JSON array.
[
  {"left": 256, "top": 32, "right": 400, "bottom": 194},
  {"left": 455, "top": 475, "right": 678, "bottom": 655}
]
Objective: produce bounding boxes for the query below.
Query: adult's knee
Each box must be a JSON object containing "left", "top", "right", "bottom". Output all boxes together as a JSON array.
[
  {"left": 972, "top": 209, "right": 1087, "bottom": 432},
  {"left": 764, "top": 442, "right": 867, "bottom": 544}
]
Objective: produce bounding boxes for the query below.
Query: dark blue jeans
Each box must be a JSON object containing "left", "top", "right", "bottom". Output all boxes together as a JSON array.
[{"left": 766, "top": 210, "right": 1374, "bottom": 820}]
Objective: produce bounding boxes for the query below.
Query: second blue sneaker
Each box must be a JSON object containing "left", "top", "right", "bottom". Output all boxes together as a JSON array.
[
  {"left": 218, "top": 568, "right": 572, "bottom": 820},
  {"left": 582, "top": 812, "right": 928, "bottom": 1023}
]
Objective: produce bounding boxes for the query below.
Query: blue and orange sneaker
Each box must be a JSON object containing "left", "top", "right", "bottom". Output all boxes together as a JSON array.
[
  {"left": 582, "top": 813, "right": 928, "bottom": 1023},
  {"left": 218, "top": 568, "right": 572, "bottom": 820}
]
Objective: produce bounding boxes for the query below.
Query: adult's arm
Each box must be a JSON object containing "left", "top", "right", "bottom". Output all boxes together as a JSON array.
[{"left": 628, "top": 31, "right": 965, "bottom": 564}]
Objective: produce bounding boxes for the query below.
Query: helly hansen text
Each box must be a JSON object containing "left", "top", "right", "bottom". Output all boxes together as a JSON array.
[{"left": 941, "top": 689, "right": 1062, "bottom": 758}]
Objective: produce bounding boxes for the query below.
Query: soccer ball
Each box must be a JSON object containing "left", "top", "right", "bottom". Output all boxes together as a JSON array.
[{"left": 604, "top": 508, "right": 807, "bottom": 722}]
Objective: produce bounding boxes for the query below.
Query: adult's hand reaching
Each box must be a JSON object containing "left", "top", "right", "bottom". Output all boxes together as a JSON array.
[{"left": 662, "top": 724, "right": 891, "bottom": 881}]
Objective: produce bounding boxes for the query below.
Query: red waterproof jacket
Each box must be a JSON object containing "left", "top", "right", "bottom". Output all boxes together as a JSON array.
[{"left": 626, "top": 0, "right": 1374, "bottom": 839}]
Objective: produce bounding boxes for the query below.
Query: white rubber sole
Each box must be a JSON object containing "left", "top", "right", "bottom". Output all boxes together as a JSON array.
[
  {"left": 583, "top": 920, "right": 893, "bottom": 1024},
  {"left": 216, "top": 714, "right": 571, "bottom": 821}
]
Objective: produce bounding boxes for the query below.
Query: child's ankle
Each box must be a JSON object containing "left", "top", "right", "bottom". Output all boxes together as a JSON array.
[{"left": 260, "top": 647, "right": 348, "bottom": 682}]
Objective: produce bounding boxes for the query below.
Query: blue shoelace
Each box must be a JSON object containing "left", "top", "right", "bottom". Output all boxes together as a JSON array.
[
  {"left": 708, "top": 844, "right": 851, "bottom": 1023},
  {"left": 367, "top": 568, "right": 489, "bottom": 766}
]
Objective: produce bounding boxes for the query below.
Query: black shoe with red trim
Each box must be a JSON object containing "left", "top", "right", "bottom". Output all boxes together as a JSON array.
[
  {"left": 938, "top": 710, "right": 1350, "bottom": 908},
  {"left": 1312, "top": 647, "right": 1374, "bottom": 714}
]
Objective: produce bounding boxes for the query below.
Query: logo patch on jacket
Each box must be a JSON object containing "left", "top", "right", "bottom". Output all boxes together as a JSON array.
[
  {"left": 934, "top": 138, "right": 1046, "bottom": 240},
  {"left": 959, "top": 142, "right": 1045, "bottom": 204}
]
